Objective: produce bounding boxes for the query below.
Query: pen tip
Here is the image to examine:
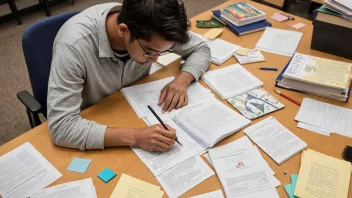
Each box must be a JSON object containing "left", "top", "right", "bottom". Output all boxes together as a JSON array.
[{"left": 274, "top": 90, "right": 280, "bottom": 94}]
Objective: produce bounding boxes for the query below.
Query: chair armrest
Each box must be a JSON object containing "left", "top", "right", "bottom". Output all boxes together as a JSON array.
[{"left": 17, "top": 90, "right": 42, "bottom": 113}]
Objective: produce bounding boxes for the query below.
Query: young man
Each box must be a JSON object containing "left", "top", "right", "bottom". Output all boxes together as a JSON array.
[{"left": 47, "top": 0, "right": 211, "bottom": 151}]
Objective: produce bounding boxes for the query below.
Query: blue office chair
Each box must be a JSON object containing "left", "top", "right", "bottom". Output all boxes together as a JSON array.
[{"left": 17, "top": 11, "right": 79, "bottom": 128}]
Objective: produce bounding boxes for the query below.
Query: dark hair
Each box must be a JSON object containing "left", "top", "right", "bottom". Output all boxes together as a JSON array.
[{"left": 117, "top": 0, "right": 191, "bottom": 44}]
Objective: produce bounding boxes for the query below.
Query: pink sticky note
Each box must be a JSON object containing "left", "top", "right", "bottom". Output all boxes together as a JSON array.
[
  {"left": 271, "top": 13, "right": 288, "bottom": 22},
  {"left": 289, "top": 23, "right": 306, "bottom": 29}
]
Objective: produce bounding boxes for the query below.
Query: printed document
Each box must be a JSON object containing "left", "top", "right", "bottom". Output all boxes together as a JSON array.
[
  {"left": 30, "top": 178, "right": 96, "bottom": 198},
  {"left": 244, "top": 116, "right": 307, "bottom": 164},
  {"left": 255, "top": 27, "right": 302, "bottom": 56},
  {"left": 156, "top": 156, "right": 214, "bottom": 198},
  {"left": 190, "top": 189, "right": 224, "bottom": 198},
  {"left": 0, "top": 142, "right": 62, "bottom": 198}
]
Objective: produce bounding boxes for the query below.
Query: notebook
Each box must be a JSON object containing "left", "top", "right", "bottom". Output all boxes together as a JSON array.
[
  {"left": 227, "top": 88, "right": 285, "bottom": 120},
  {"left": 201, "top": 64, "right": 263, "bottom": 100},
  {"left": 212, "top": 10, "right": 272, "bottom": 36},
  {"left": 244, "top": 116, "right": 307, "bottom": 165},
  {"left": 220, "top": 2, "right": 266, "bottom": 26}
]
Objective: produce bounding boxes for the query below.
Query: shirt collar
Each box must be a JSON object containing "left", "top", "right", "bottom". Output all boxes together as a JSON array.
[{"left": 98, "top": 4, "right": 122, "bottom": 58}]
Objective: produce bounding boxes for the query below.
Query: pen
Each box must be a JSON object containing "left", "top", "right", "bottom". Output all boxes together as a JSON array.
[
  {"left": 274, "top": 90, "right": 301, "bottom": 106},
  {"left": 259, "top": 67, "right": 278, "bottom": 71},
  {"left": 147, "top": 105, "right": 183, "bottom": 146}
]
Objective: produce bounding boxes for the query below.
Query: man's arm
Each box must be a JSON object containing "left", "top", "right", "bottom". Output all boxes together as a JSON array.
[
  {"left": 48, "top": 43, "right": 176, "bottom": 151},
  {"left": 158, "top": 32, "right": 211, "bottom": 112}
]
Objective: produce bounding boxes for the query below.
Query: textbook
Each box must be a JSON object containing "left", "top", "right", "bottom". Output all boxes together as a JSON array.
[
  {"left": 220, "top": 2, "right": 266, "bottom": 26},
  {"left": 276, "top": 53, "right": 352, "bottom": 102},
  {"left": 227, "top": 88, "right": 285, "bottom": 120},
  {"left": 212, "top": 10, "right": 272, "bottom": 36}
]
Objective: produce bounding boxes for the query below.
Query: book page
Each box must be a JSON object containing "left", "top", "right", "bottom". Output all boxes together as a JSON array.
[
  {"left": 294, "top": 149, "right": 351, "bottom": 198},
  {"left": 208, "top": 138, "right": 279, "bottom": 198},
  {"left": 122, "top": 77, "right": 213, "bottom": 118},
  {"left": 156, "top": 156, "right": 215, "bottom": 198},
  {"left": 30, "top": 178, "right": 96, "bottom": 198},
  {"left": 201, "top": 64, "right": 263, "bottom": 99},
  {"left": 132, "top": 118, "right": 206, "bottom": 176},
  {"left": 295, "top": 98, "right": 352, "bottom": 138},
  {"left": 0, "top": 142, "right": 62, "bottom": 198},
  {"left": 283, "top": 53, "right": 351, "bottom": 89},
  {"left": 173, "top": 98, "right": 250, "bottom": 148},
  {"left": 244, "top": 116, "right": 307, "bottom": 165},
  {"left": 255, "top": 27, "right": 302, "bottom": 56}
]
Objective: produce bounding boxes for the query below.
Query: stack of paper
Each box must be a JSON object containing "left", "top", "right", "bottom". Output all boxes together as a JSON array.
[
  {"left": 255, "top": 27, "right": 303, "bottom": 57},
  {"left": 0, "top": 142, "right": 62, "bottom": 198},
  {"left": 276, "top": 53, "right": 352, "bottom": 102},
  {"left": 284, "top": 174, "right": 298, "bottom": 198},
  {"left": 31, "top": 178, "right": 97, "bottom": 198},
  {"left": 121, "top": 77, "right": 213, "bottom": 118},
  {"left": 207, "top": 136, "right": 280, "bottom": 198},
  {"left": 191, "top": 32, "right": 240, "bottom": 65},
  {"left": 110, "top": 174, "right": 164, "bottom": 198},
  {"left": 201, "top": 64, "right": 263, "bottom": 100},
  {"left": 294, "top": 149, "right": 351, "bottom": 198},
  {"left": 295, "top": 98, "right": 352, "bottom": 137},
  {"left": 244, "top": 116, "right": 307, "bottom": 165},
  {"left": 324, "top": 0, "right": 352, "bottom": 18},
  {"left": 233, "top": 48, "right": 266, "bottom": 64}
]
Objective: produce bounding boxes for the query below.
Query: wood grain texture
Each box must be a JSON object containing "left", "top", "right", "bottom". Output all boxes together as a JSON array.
[{"left": 1, "top": 1, "right": 351, "bottom": 197}]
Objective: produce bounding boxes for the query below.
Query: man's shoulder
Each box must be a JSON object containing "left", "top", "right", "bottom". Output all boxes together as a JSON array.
[{"left": 54, "top": 3, "right": 120, "bottom": 48}]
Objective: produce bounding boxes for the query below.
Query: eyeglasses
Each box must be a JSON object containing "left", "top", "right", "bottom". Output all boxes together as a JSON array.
[{"left": 136, "top": 38, "right": 174, "bottom": 58}]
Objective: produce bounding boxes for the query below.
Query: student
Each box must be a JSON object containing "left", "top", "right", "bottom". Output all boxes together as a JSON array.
[{"left": 47, "top": 0, "right": 211, "bottom": 151}]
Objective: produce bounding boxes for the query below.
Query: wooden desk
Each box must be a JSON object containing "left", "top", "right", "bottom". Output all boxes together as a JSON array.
[{"left": 1, "top": 0, "right": 352, "bottom": 197}]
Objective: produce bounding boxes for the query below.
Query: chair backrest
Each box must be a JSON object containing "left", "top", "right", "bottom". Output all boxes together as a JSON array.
[{"left": 22, "top": 11, "right": 79, "bottom": 117}]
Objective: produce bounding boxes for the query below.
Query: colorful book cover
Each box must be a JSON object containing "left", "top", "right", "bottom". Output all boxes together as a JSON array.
[
  {"left": 223, "top": 2, "right": 264, "bottom": 20},
  {"left": 227, "top": 88, "right": 284, "bottom": 120}
]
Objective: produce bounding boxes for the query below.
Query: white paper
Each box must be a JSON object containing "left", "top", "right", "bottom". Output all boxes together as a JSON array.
[
  {"left": 233, "top": 49, "right": 266, "bottom": 64},
  {"left": 173, "top": 98, "right": 251, "bottom": 148},
  {"left": 30, "top": 178, "right": 95, "bottom": 198},
  {"left": 255, "top": 27, "right": 303, "bottom": 57},
  {"left": 297, "top": 122, "right": 331, "bottom": 136},
  {"left": 121, "top": 77, "right": 212, "bottom": 118},
  {"left": 156, "top": 156, "right": 214, "bottom": 198},
  {"left": 201, "top": 64, "right": 263, "bottom": 100},
  {"left": 203, "top": 153, "right": 214, "bottom": 167},
  {"left": 244, "top": 116, "right": 307, "bottom": 165},
  {"left": 190, "top": 190, "right": 224, "bottom": 198},
  {"left": 0, "top": 142, "right": 62, "bottom": 198},
  {"left": 132, "top": 118, "right": 205, "bottom": 176},
  {"left": 208, "top": 138, "right": 279, "bottom": 198},
  {"left": 295, "top": 98, "right": 352, "bottom": 138},
  {"left": 191, "top": 32, "right": 240, "bottom": 65}
]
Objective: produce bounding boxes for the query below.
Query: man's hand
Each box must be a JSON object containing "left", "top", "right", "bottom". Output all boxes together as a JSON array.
[
  {"left": 158, "top": 72, "right": 194, "bottom": 113},
  {"left": 133, "top": 124, "right": 176, "bottom": 152}
]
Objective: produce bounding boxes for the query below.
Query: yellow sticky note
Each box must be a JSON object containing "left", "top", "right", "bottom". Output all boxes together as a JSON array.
[
  {"left": 294, "top": 149, "right": 351, "bottom": 198},
  {"left": 203, "top": 28, "right": 223, "bottom": 40},
  {"left": 110, "top": 174, "right": 163, "bottom": 198},
  {"left": 235, "top": 48, "right": 250, "bottom": 56}
]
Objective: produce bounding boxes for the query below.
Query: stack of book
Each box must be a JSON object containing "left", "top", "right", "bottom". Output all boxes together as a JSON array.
[
  {"left": 212, "top": 2, "right": 272, "bottom": 36},
  {"left": 276, "top": 53, "right": 352, "bottom": 102},
  {"left": 311, "top": 2, "right": 352, "bottom": 59}
]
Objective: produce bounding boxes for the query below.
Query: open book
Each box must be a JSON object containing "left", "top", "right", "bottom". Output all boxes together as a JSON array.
[{"left": 133, "top": 98, "right": 250, "bottom": 176}]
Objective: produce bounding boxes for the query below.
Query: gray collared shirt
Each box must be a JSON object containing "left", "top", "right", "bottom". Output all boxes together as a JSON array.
[{"left": 47, "top": 3, "right": 211, "bottom": 151}]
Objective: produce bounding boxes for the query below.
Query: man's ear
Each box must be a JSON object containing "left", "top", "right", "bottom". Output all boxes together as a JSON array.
[{"left": 117, "top": 23, "right": 129, "bottom": 37}]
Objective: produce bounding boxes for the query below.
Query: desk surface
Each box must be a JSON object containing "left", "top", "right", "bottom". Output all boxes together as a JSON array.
[{"left": 1, "top": 0, "right": 352, "bottom": 197}]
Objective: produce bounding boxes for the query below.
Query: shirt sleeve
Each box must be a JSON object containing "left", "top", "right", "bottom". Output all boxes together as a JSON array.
[
  {"left": 173, "top": 31, "right": 211, "bottom": 81},
  {"left": 47, "top": 43, "right": 107, "bottom": 151}
]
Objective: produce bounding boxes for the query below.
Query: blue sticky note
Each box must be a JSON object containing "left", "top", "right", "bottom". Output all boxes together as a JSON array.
[
  {"left": 98, "top": 168, "right": 116, "bottom": 183},
  {"left": 284, "top": 184, "right": 294, "bottom": 198},
  {"left": 67, "top": 157, "right": 91, "bottom": 173},
  {"left": 291, "top": 174, "right": 298, "bottom": 195}
]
